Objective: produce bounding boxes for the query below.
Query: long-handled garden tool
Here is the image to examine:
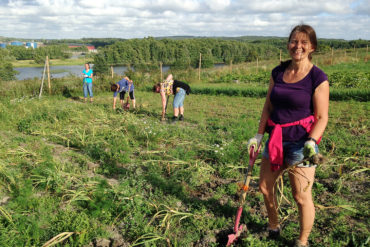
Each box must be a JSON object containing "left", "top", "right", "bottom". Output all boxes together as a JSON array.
[
  {"left": 226, "top": 151, "right": 325, "bottom": 246},
  {"left": 227, "top": 145, "right": 260, "bottom": 246}
]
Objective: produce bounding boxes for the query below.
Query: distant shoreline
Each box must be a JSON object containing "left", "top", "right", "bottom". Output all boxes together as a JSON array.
[{"left": 11, "top": 57, "right": 91, "bottom": 68}]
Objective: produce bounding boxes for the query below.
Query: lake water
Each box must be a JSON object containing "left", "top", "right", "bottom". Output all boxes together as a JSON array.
[
  {"left": 14, "top": 64, "right": 226, "bottom": 80},
  {"left": 14, "top": 65, "right": 170, "bottom": 80}
]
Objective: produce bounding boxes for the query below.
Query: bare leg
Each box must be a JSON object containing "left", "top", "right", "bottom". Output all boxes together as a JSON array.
[
  {"left": 259, "top": 157, "right": 285, "bottom": 229},
  {"left": 120, "top": 100, "right": 124, "bottom": 109},
  {"left": 173, "top": 108, "right": 179, "bottom": 117},
  {"left": 132, "top": 99, "right": 136, "bottom": 109},
  {"left": 179, "top": 106, "right": 184, "bottom": 115},
  {"left": 90, "top": 97, "right": 93, "bottom": 103},
  {"left": 289, "top": 167, "right": 316, "bottom": 245}
]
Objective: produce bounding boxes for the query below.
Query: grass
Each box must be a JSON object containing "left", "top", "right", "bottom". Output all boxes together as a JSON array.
[
  {"left": 0, "top": 87, "right": 368, "bottom": 246},
  {"left": 11, "top": 57, "right": 90, "bottom": 68},
  {"left": 0, "top": 57, "right": 369, "bottom": 246}
]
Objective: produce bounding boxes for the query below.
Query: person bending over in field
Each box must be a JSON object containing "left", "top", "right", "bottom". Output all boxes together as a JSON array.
[
  {"left": 247, "top": 24, "right": 329, "bottom": 247},
  {"left": 152, "top": 74, "right": 191, "bottom": 123},
  {"left": 111, "top": 76, "right": 136, "bottom": 110}
]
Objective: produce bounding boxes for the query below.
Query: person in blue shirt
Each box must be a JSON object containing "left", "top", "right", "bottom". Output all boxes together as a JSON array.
[
  {"left": 82, "top": 63, "right": 93, "bottom": 102},
  {"left": 111, "top": 76, "right": 136, "bottom": 109}
]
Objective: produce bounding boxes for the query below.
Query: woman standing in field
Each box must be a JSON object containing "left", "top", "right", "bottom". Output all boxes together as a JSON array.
[
  {"left": 82, "top": 63, "right": 93, "bottom": 103},
  {"left": 247, "top": 24, "right": 329, "bottom": 247},
  {"left": 152, "top": 74, "right": 191, "bottom": 122}
]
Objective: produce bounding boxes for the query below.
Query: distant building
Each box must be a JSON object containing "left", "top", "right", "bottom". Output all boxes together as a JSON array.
[
  {"left": 10, "top": 41, "right": 24, "bottom": 46},
  {"left": 25, "top": 42, "right": 37, "bottom": 49},
  {"left": 86, "top": 45, "right": 96, "bottom": 52},
  {"left": 68, "top": 44, "right": 97, "bottom": 53}
]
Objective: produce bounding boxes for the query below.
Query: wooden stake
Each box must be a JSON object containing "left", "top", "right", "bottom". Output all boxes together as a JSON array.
[
  {"left": 39, "top": 59, "right": 47, "bottom": 99},
  {"left": 160, "top": 62, "right": 163, "bottom": 81},
  {"left": 230, "top": 59, "right": 233, "bottom": 73},
  {"left": 279, "top": 49, "right": 282, "bottom": 62},
  {"left": 256, "top": 57, "right": 259, "bottom": 73},
  {"left": 366, "top": 45, "right": 368, "bottom": 62},
  {"left": 111, "top": 65, "right": 114, "bottom": 78},
  {"left": 46, "top": 56, "right": 51, "bottom": 94},
  {"left": 198, "top": 53, "right": 202, "bottom": 81},
  {"left": 331, "top": 47, "right": 334, "bottom": 65}
]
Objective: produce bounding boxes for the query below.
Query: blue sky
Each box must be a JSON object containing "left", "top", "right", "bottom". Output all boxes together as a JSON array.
[{"left": 0, "top": 0, "right": 369, "bottom": 40}]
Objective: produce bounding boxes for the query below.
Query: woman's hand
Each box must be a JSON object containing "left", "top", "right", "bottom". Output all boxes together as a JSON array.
[
  {"left": 247, "top": 134, "right": 263, "bottom": 153},
  {"left": 303, "top": 140, "right": 316, "bottom": 158}
]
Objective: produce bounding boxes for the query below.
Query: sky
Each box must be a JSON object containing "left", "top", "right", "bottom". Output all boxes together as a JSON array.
[{"left": 0, "top": 0, "right": 369, "bottom": 40}]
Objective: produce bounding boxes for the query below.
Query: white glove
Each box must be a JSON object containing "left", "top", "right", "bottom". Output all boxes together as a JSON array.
[
  {"left": 247, "top": 134, "right": 263, "bottom": 153},
  {"left": 303, "top": 140, "right": 316, "bottom": 158}
]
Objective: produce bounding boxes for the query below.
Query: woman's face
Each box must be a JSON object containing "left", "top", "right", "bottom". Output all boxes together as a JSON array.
[
  {"left": 288, "top": 32, "right": 315, "bottom": 62},
  {"left": 85, "top": 64, "right": 89, "bottom": 70}
]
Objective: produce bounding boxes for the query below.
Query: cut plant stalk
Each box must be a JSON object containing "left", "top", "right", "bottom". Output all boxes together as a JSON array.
[{"left": 227, "top": 145, "right": 260, "bottom": 246}]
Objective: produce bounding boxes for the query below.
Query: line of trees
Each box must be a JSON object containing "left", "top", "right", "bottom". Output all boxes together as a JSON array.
[
  {"left": 3, "top": 45, "right": 71, "bottom": 63},
  {"left": 92, "top": 37, "right": 370, "bottom": 74},
  {"left": 0, "top": 49, "right": 17, "bottom": 81},
  {"left": 92, "top": 37, "right": 281, "bottom": 74}
]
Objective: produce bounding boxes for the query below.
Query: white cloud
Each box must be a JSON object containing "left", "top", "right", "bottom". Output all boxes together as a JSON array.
[{"left": 0, "top": 0, "right": 368, "bottom": 39}]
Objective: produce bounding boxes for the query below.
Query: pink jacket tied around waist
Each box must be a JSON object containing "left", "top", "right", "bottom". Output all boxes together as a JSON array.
[{"left": 267, "top": 115, "right": 321, "bottom": 171}]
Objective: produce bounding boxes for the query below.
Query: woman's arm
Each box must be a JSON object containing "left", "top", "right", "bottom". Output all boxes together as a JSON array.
[
  {"left": 113, "top": 96, "right": 117, "bottom": 109},
  {"left": 257, "top": 76, "right": 275, "bottom": 134},
  {"left": 309, "top": 80, "right": 330, "bottom": 140},
  {"left": 89, "top": 70, "right": 93, "bottom": 81}
]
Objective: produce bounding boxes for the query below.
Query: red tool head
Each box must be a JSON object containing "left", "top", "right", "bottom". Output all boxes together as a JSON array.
[{"left": 226, "top": 224, "right": 246, "bottom": 246}]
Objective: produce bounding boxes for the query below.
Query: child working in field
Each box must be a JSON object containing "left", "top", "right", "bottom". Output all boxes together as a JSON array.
[{"left": 111, "top": 76, "right": 136, "bottom": 110}]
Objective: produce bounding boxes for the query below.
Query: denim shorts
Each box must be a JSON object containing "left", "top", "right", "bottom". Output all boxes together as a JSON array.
[
  {"left": 173, "top": 88, "right": 186, "bottom": 108},
  {"left": 120, "top": 91, "right": 135, "bottom": 100},
  {"left": 83, "top": 82, "right": 93, "bottom": 98},
  {"left": 262, "top": 138, "right": 319, "bottom": 168}
]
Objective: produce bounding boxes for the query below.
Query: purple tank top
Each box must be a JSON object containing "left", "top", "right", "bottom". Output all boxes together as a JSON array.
[{"left": 268, "top": 62, "right": 328, "bottom": 142}]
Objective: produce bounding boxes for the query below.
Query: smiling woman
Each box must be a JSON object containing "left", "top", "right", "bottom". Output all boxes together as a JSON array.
[{"left": 247, "top": 24, "right": 330, "bottom": 247}]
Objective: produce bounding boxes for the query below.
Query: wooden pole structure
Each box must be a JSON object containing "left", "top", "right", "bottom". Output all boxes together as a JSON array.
[
  {"left": 111, "top": 65, "right": 114, "bottom": 78},
  {"left": 39, "top": 59, "right": 47, "bottom": 99},
  {"left": 256, "top": 57, "right": 259, "bottom": 73},
  {"left": 230, "top": 59, "right": 233, "bottom": 73},
  {"left": 331, "top": 47, "right": 334, "bottom": 65},
  {"left": 46, "top": 56, "right": 51, "bottom": 94},
  {"left": 160, "top": 62, "right": 163, "bottom": 81},
  {"left": 198, "top": 53, "right": 202, "bottom": 81},
  {"left": 353, "top": 45, "right": 356, "bottom": 62},
  {"left": 279, "top": 49, "right": 282, "bottom": 62}
]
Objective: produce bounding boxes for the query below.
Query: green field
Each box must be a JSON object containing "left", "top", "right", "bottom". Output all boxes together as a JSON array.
[
  {"left": 0, "top": 60, "right": 369, "bottom": 246},
  {"left": 11, "top": 57, "right": 90, "bottom": 68}
]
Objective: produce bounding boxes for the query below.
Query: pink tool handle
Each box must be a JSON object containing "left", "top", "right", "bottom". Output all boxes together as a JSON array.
[
  {"left": 249, "top": 146, "right": 260, "bottom": 165},
  {"left": 233, "top": 207, "right": 243, "bottom": 233}
]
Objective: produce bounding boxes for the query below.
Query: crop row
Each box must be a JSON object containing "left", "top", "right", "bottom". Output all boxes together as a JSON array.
[{"left": 214, "top": 70, "right": 370, "bottom": 89}]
